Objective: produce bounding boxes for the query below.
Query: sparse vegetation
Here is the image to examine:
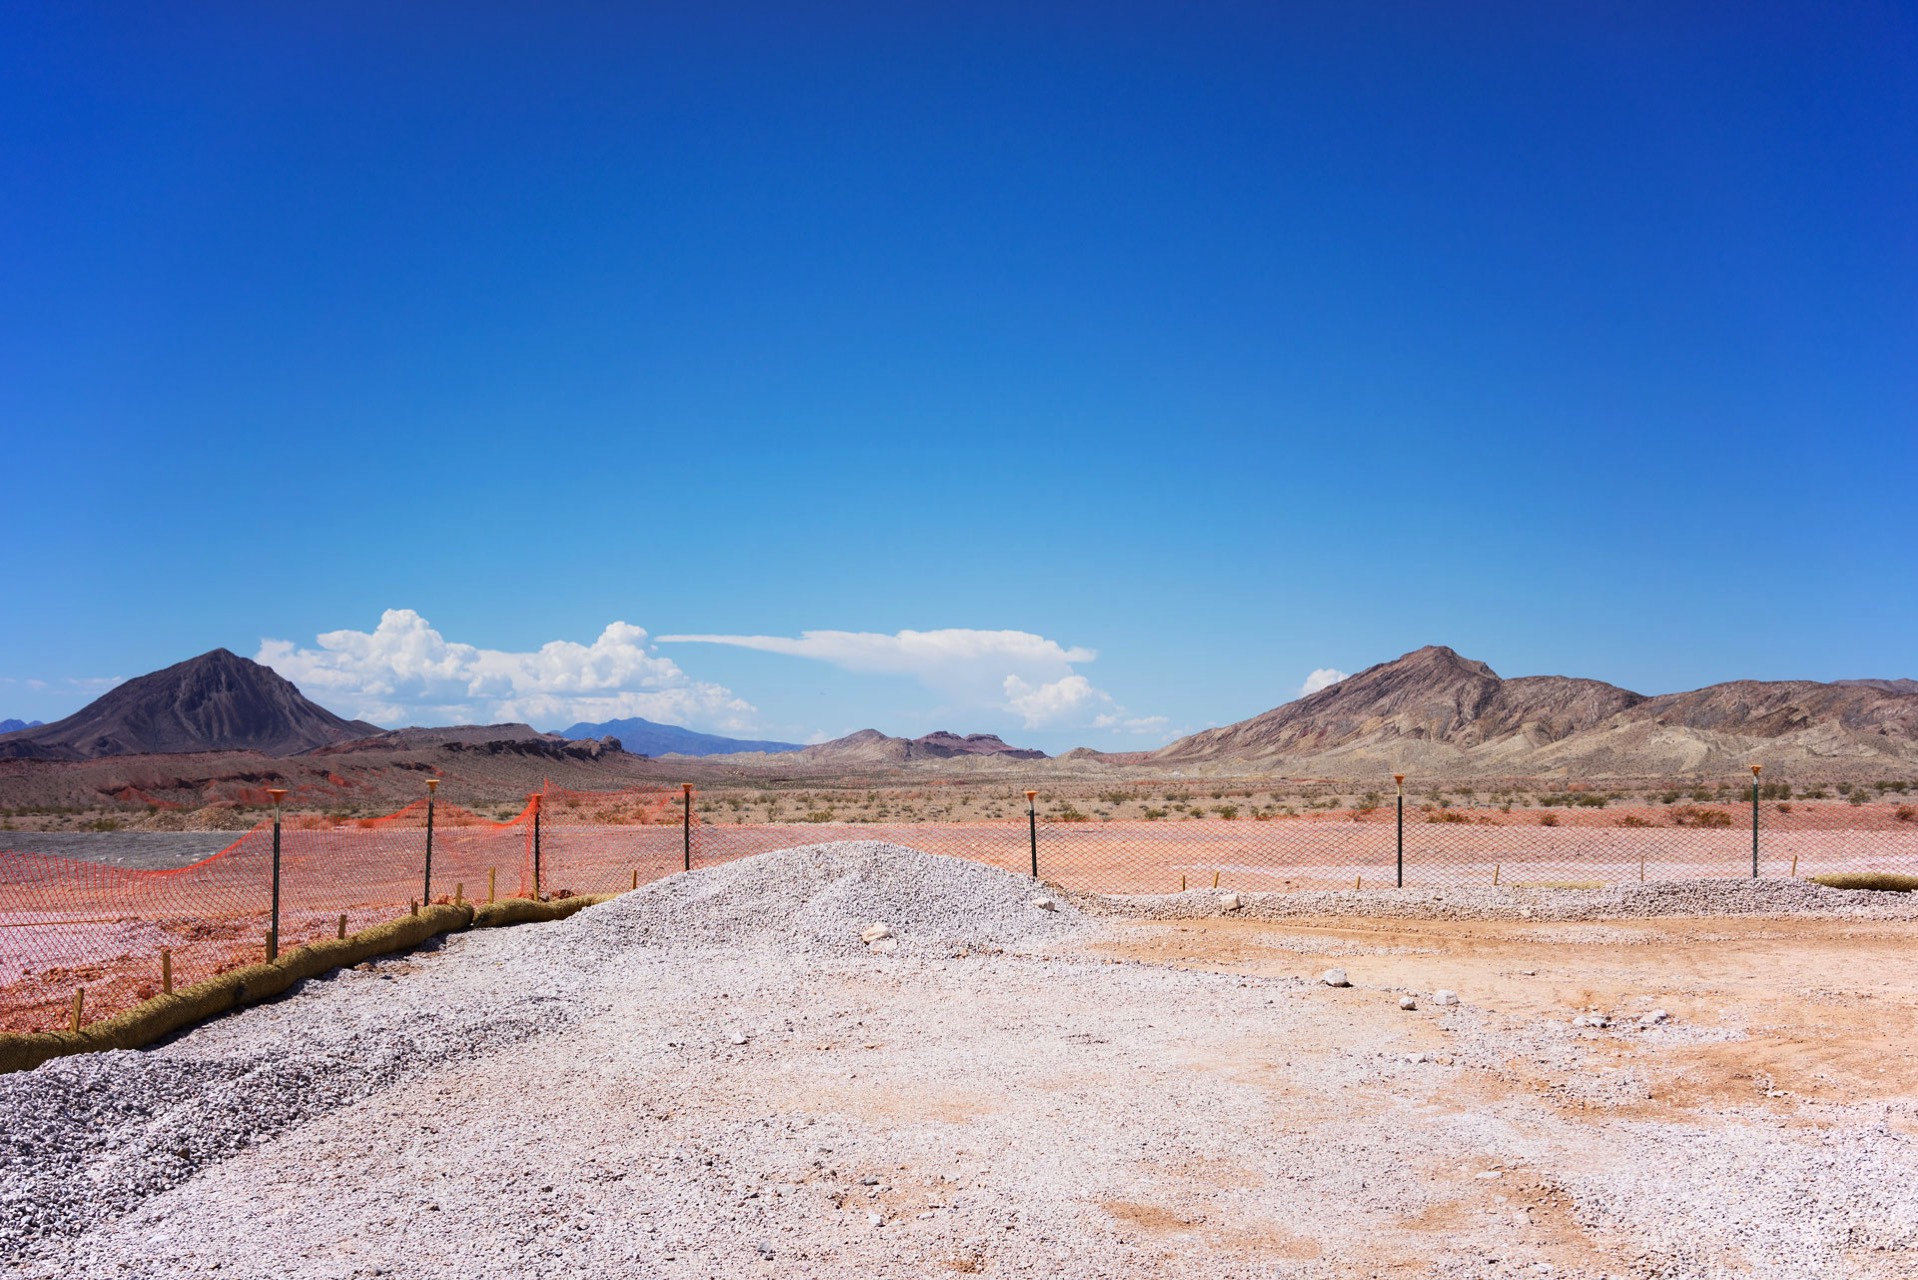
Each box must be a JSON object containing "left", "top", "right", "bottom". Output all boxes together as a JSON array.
[
  {"left": 1671, "top": 805, "right": 1735, "bottom": 829},
  {"left": 1809, "top": 872, "right": 1918, "bottom": 893}
]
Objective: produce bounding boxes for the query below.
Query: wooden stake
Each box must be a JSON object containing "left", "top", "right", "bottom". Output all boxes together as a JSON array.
[
  {"left": 265, "top": 930, "right": 277, "bottom": 963},
  {"left": 410, "top": 899, "right": 419, "bottom": 917},
  {"left": 455, "top": 882, "right": 464, "bottom": 904},
  {"left": 488, "top": 867, "right": 497, "bottom": 904},
  {"left": 337, "top": 913, "right": 347, "bottom": 940},
  {"left": 1355, "top": 874, "right": 1362, "bottom": 890},
  {"left": 161, "top": 949, "right": 172, "bottom": 996},
  {"left": 70, "top": 988, "right": 84, "bottom": 1033},
  {"left": 1790, "top": 854, "right": 1798, "bottom": 878},
  {"left": 1212, "top": 870, "right": 1220, "bottom": 889},
  {"left": 631, "top": 868, "right": 639, "bottom": 891},
  {"left": 1179, "top": 874, "right": 1187, "bottom": 892},
  {"left": 1639, "top": 853, "right": 1646, "bottom": 883}
]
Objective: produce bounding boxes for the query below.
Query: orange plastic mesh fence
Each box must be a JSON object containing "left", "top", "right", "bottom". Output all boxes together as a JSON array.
[{"left": 2, "top": 783, "right": 1912, "bottom": 1033}]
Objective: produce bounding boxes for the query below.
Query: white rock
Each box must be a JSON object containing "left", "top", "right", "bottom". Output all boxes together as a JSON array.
[
  {"left": 1399, "top": 995, "right": 1418, "bottom": 1010},
  {"left": 1027, "top": 896, "right": 1056, "bottom": 912},
  {"left": 867, "top": 938, "right": 899, "bottom": 955},
  {"left": 1572, "top": 1013, "right": 1610, "bottom": 1029},
  {"left": 1433, "top": 990, "right": 1459, "bottom": 1006},
  {"left": 1218, "top": 893, "right": 1242, "bottom": 912},
  {"left": 867, "top": 1212, "right": 883, "bottom": 1227},
  {"left": 729, "top": 1033, "right": 749, "bottom": 1046},
  {"left": 1321, "top": 969, "right": 1350, "bottom": 987},
  {"left": 1639, "top": 1009, "right": 1671, "bottom": 1026},
  {"left": 860, "top": 923, "right": 893, "bottom": 943}
]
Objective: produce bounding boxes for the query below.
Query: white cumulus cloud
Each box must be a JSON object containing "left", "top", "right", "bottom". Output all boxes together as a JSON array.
[
  {"left": 258, "top": 609, "right": 756, "bottom": 731},
  {"left": 662, "top": 627, "right": 1160, "bottom": 733},
  {"left": 1003, "top": 674, "right": 1101, "bottom": 727},
  {"left": 1300, "top": 667, "right": 1350, "bottom": 697}
]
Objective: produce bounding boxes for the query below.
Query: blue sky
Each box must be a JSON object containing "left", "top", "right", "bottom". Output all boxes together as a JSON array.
[{"left": 2, "top": 4, "right": 1913, "bottom": 752}]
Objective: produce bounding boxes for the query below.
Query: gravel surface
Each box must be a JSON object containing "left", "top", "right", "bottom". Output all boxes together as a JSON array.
[
  {"left": 0, "top": 831, "right": 238, "bottom": 869},
  {"left": 561, "top": 839, "right": 1089, "bottom": 959},
  {"left": 3, "top": 842, "right": 1916, "bottom": 1279},
  {"left": 1097, "top": 876, "right": 1918, "bottom": 923}
]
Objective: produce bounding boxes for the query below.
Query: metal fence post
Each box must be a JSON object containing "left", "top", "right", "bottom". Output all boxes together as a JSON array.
[
  {"left": 1750, "top": 764, "right": 1762, "bottom": 878},
  {"left": 423, "top": 777, "right": 438, "bottom": 906},
  {"left": 1393, "top": 773, "right": 1405, "bottom": 888},
  {"left": 682, "top": 782, "right": 693, "bottom": 872},
  {"left": 265, "top": 787, "right": 287, "bottom": 960},
  {"left": 531, "top": 793, "right": 542, "bottom": 900},
  {"left": 1026, "top": 790, "right": 1039, "bottom": 879}
]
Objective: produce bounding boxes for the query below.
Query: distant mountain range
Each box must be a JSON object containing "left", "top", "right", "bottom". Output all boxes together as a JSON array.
[
  {"left": 733, "top": 728, "right": 1048, "bottom": 765},
  {"left": 0, "top": 719, "right": 42, "bottom": 735},
  {"left": 1138, "top": 645, "right": 1918, "bottom": 777},
  {"left": 4, "top": 643, "right": 1911, "bottom": 782},
  {"left": 0, "top": 650, "right": 381, "bottom": 760},
  {"left": 557, "top": 716, "right": 804, "bottom": 758}
]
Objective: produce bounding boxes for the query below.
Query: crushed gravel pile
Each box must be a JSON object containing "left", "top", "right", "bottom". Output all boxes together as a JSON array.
[
  {"left": 1102, "top": 876, "right": 1918, "bottom": 923},
  {"left": 561, "top": 840, "right": 1089, "bottom": 958},
  {"left": 0, "top": 929, "right": 602, "bottom": 1259}
]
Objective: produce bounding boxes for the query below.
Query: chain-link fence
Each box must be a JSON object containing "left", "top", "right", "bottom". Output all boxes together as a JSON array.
[{"left": 3, "top": 778, "right": 1914, "bottom": 1032}]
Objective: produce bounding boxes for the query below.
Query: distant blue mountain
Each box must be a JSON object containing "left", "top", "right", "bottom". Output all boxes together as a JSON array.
[
  {"left": 557, "top": 716, "right": 803, "bottom": 758},
  {"left": 0, "top": 719, "right": 44, "bottom": 735}
]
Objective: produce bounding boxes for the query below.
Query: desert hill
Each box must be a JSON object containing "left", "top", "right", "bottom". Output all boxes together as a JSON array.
[
  {"left": 798, "top": 729, "right": 1046, "bottom": 764},
  {"left": 311, "top": 723, "right": 627, "bottom": 762},
  {"left": 557, "top": 716, "right": 803, "bottom": 758},
  {"left": 0, "top": 719, "right": 42, "bottom": 735},
  {"left": 0, "top": 650, "right": 380, "bottom": 761},
  {"left": 711, "top": 728, "right": 1047, "bottom": 769},
  {"left": 1148, "top": 646, "right": 1918, "bottom": 778}
]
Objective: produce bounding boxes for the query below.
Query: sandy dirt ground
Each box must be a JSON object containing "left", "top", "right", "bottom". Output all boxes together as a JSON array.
[{"left": 11, "top": 882, "right": 1916, "bottom": 1279}]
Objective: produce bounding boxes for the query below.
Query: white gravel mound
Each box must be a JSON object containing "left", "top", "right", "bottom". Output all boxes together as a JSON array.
[{"left": 561, "top": 840, "right": 1088, "bottom": 957}]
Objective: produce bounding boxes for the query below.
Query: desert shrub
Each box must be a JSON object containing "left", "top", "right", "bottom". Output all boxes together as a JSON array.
[
  {"left": 1775, "top": 802, "right": 1793, "bottom": 814},
  {"left": 1810, "top": 872, "right": 1918, "bottom": 893},
  {"left": 1848, "top": 789, "right": 1871, "bottom": 805},
  {"left": 1574, "top": 793, "right": 1610, "bottom": 809},
  {"left": 1427, "top": 810, "right": 1473, "bottom": 824},
  {"left": 1671, "top": 805, "right": 1735, "bottom": 829},
  {"left": 1537, "top": 812, "right": 1560, "bottom": 827},
  {"left": 1802, "top": 787, "right": 1830, "bottom": 800},
  {"left": 1616, "top": 814, "right": 1658, "bottom": 828},
  {"left": 1838, "top": 781, "right": 1854, "bottom": 794},
  {"left": 801, "top": 810, "right": 835, "bottom": 823},
  {"left": 1053, "top": 805, "right": 1089, "bottom": 823},
  {"left": 1142, "top": 807, "right": 1168, "bottom": 820},
  {"left": 1898, "top": 805, "right": 1916, "bottom": 823},
  {"left": 1215, "top": 805, "right": 1239, "bottom": 820}
]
